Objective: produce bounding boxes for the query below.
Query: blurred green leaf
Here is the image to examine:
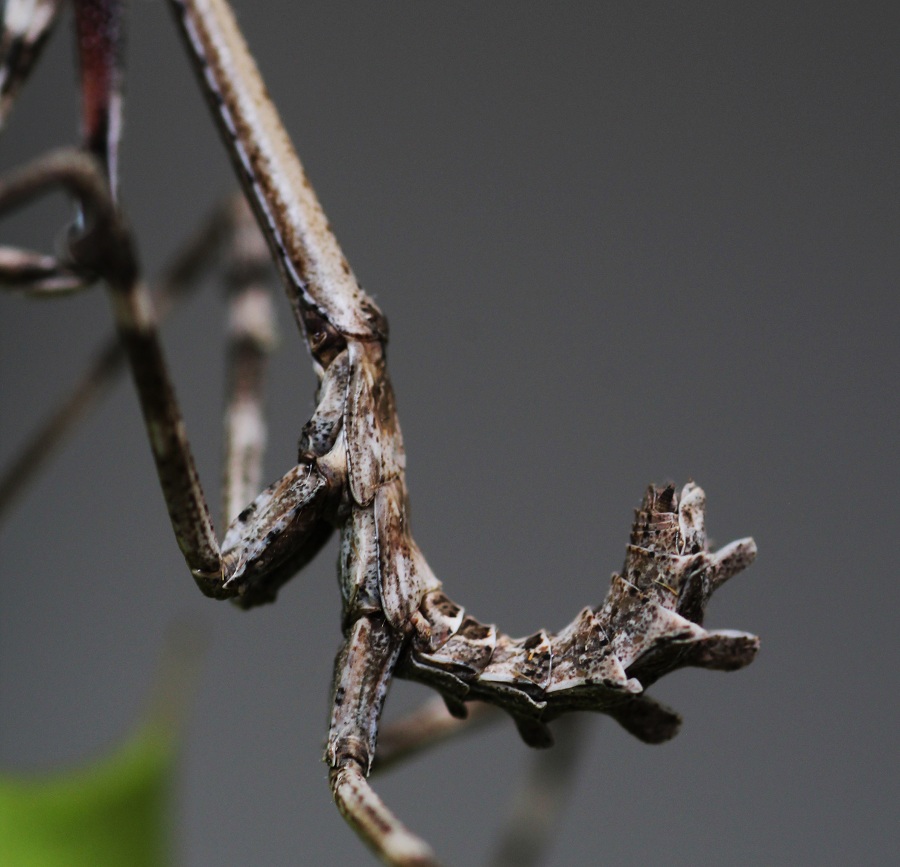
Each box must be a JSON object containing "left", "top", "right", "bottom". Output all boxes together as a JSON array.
[
  {"left": 0, "top": 723, "right": 176, "bottom": 867},
  {"left": 0, "top": 626, "right": 204, "bottom": 867}
]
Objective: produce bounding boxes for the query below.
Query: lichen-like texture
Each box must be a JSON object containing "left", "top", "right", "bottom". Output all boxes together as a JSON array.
[
  {"left": 0, "top": 2, "right": 762, "bottom": 862},
  {"left": 402, "top": 482, "right": 759, "bottom": 747}
]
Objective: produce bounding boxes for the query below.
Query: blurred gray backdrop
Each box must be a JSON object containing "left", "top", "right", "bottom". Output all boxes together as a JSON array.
[{"left": 1, "top": 2, "right": 897, "bottom": 865}]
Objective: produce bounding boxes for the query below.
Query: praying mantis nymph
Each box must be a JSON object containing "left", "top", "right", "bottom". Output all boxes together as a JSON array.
[{"left": 0, "top": 2, "right": 760, "bottom": 864}]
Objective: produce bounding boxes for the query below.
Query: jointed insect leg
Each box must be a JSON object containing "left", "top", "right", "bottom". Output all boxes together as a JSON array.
[
  {"left": 488, "top": 715, "right": 586, "bottom": 867},
  {"left": 372, "top": 698, "right": 501, "bottom": 774},
  {"left": 0, "top": 246, "right": 87, "bottom": 294},
  {"left": 2, "top": 5, "right": 763, "bottom": 866},
  {"left": 221, "top": 196, "right": 278, "bottom": 524},
  {"left": 0, "top": 149, "right": 224, "bottom": 574},
  {"left": 0, "top": 0, "right": 63, "bottom": 128},
  {"left": 1, "top": 0, "right": 122, "bottom": 289},
  {"left": 0, "top": 150, "right": 336, "bottom": 605},
  {"left": 328, "top": 615, "right": 441, "bottom": 867},
  {"left": 0, "top": 195, "right": 239, "bottom": 521}
]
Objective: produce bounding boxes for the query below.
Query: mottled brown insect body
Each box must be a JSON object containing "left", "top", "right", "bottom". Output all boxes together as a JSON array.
[{"left": 0, "top": 1, "right": 760, "bottom": 864}]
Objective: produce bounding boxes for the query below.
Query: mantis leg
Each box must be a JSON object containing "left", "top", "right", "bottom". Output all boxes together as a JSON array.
[
  {"left": 488, "top": 716, "right": 586, "bottom": 867},
  {"left": 373, "top": 698, "right": 501, "bottom": 774},
  {"left": 0, "top": 195, "right": 237, "bottom": 522},
  {"left": 0, "top": 151, "right": 336, "bottom": 604},
  {"left": 0, "top": 0, "right": 63, "bottom": 128},
  {"left": 0, "top": 149, "right": 224, "bottom": 579},
  {"left": 220, "top": 195, "right": 277, "bottom": 524},
  {"left": 328, "top": 615, "right": 442, "bottom": 867}
]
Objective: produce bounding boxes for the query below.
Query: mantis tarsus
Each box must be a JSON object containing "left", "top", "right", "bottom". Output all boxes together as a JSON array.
[{"left": 0, "top": 1, "right": 760, "bottom": 864}]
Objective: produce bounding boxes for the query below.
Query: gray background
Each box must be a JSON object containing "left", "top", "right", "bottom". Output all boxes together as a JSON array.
[{"left": 1, "top": 2, "right": 897, "bottom": 865}]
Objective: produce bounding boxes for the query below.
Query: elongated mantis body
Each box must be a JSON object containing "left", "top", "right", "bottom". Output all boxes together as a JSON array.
[{"left": 0, "top": 2, "right": 760, "bottom": 864}]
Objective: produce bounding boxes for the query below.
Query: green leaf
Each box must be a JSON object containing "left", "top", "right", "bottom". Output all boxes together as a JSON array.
[
  {"left": 0, "top": 724, "right": 177, "bottom": 867},
  {"left": 0, "top": 626, "right": 204, "bottom": 867}
]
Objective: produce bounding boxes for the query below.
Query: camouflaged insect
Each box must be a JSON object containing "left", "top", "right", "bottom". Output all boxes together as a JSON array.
[{"left": 0, "top": 1, "right": 761, "bottom": 864}]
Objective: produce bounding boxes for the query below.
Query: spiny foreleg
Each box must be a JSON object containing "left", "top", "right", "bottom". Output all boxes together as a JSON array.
[{"left": 0, "top": 151, "right": 337, "bottom": 605}]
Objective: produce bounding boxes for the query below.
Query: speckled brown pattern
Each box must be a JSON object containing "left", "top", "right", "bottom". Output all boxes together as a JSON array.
[
  {"left": 402, "top": 483, "right": 758, "bottom": 747},
  {"left": 0, "top": 2, "right": 761, "bottom": 864}
]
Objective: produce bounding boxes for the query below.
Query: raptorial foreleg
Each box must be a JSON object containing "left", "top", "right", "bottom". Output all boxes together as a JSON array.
[
  {"left": 0, "top": 0, "right": 125, "bottom": 293},
  {"left": 0, "top": 151, "right": 336, "bottom": 605}
]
